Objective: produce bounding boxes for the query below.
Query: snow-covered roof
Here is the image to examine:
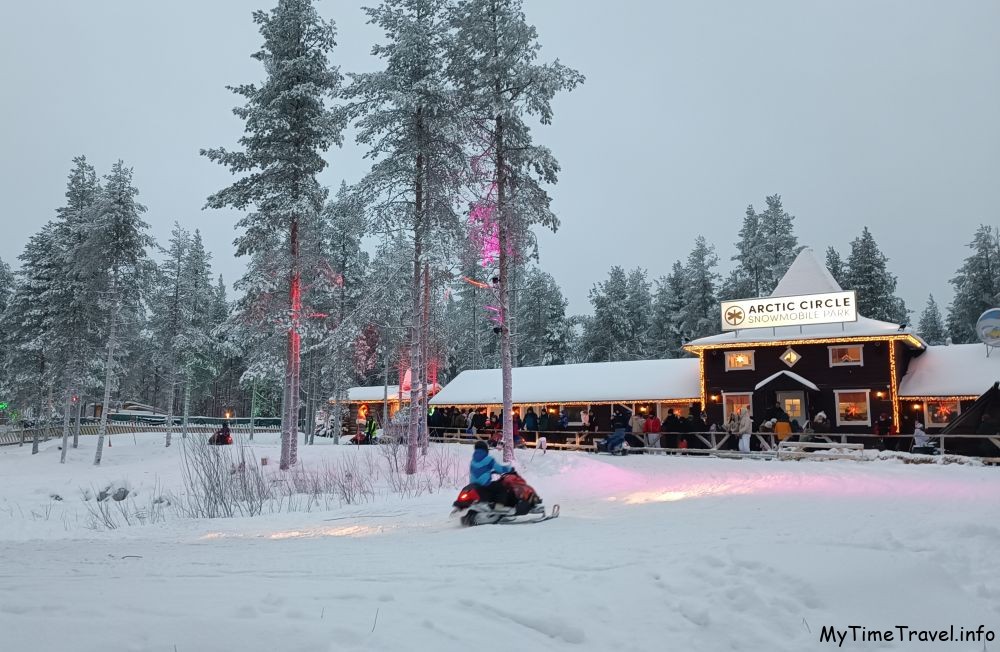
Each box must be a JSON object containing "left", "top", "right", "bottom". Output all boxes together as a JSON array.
[
  {"left": 899, "top": 344, "right": 1000, "bottom": 397},
  {"left": 334, "top": 384, "right": 440, "bottom": 403},
  {"left": 687, "top": 316, "right": 922, "bottom": 348},
  {"left": 686, "top": 248, "right": 926, "bottom": 349},
  {"left": 429, "top": 359, "right": 701, "bottom": 406},
  {"left": 754, "top": 370, "right": 819, "bottom": 392},
  {"left": 769, "top": 247, "right": 843, "bottom": 297}
]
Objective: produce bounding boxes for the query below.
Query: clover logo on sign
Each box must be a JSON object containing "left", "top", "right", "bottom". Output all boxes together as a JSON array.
[{"left": 725, "top": 307, "right": 745, "bottom": 327}]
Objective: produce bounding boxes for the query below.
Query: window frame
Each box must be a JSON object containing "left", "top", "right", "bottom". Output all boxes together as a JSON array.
[
  {"left": 924, "top": 399, "right": 961, "bottom": 428},
  {"left": 834, "top": 389, "right": 872, "bottom": 427},
  {"left": 725, "top": 350, "right": 756, "bottom": 372},
  {"left": 828, "top": 344, "right": 864, "bottom": 368},
  {"left": 722, "top": 391, "right": 753, "bottom": 423}
]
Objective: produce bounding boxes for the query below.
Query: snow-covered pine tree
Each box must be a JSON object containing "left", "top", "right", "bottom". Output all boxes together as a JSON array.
[
  {"left": 648, "top": 263, "right": 686, "bottom": 358},
  {"left": 318, "top": 184, "right": 370, "bottom": 444},
  {"left": 1, "top": 223, "right": 63, "bottom": 452},
  {"left": 581, "top": 266, "right": 632, "bottom": 362},
  {"left": 50, "top": 156, "right": 104, "bottom": 459},
  {"left": 149, "top": 223, "right": 191, "bottom": 447},
  {"left": 80, "top": 161, "right": 154, "bottom": 466},
  {"left": 203, "top": 0, "right": 347, "bottom": 469},
  {"left": 722, "top": 205, "right": 764, "bottom": 299},
  {"left": 443, "top": 258, "right": 499, "bottom": 376},
  {"left": 825, "top": 246, "right": 847, "bottom": 289},
  {"left": 680, "top": 236, "right": 720, "bottom": 340},
  {"left": 514, "top": 266, "right": 571, "bottom": 366},
  {"left": 0, "top": 255, "right": 14, "bottom": 407},
  {"left": 346, "top": 0, "right": 465, "bottom": 472},
  {"left": 0, "top": 256, "right": 14, "bottom": 316},
  {"left": 448, "top": 0, "right": 583, "bottom": 461},
  {"left": 757, "top": 195, "right": 800, "bottom": 294},
  {"left": 177, "top": 230, "right": 218, "bottom": 440},
  {"left": 947, "top": 225, "right": 1000, "bottom": 344},
  {"left": 918, "top": 294, "right": 946, "bottom": 345},
  {"left": 843, "top": 227, "right": 907, "bottom": 324}
]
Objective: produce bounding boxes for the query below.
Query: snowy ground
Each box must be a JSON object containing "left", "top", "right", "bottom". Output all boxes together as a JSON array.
[{"left": 2, "top": 434, "right": 999, "bottom": 652}]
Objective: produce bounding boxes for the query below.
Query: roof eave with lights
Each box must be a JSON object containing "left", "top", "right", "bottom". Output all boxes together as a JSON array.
[{"left": 683, "top": 333, "right": 927, "bottom": 354}]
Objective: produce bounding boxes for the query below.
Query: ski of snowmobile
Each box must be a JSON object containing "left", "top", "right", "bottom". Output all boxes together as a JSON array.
[{"left": 497, "top": 504, "right": 560, "bottom": 524}]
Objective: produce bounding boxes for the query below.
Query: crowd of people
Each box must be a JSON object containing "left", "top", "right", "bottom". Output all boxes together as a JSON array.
[{"left": 360, "top": 400, "right": 943, "bottom": 454}]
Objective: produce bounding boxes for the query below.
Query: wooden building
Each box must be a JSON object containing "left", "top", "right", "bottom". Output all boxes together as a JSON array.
[
  {"left": 684, "top": 249, "right": 925, "bottom": 433},
  {"left": 429, "top": 358, "right": 700, "bottom": 430}
]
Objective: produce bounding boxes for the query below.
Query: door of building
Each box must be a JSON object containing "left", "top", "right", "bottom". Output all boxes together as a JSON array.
[{"left": 776, "top": 391, "right": 805, "bottom": 422}]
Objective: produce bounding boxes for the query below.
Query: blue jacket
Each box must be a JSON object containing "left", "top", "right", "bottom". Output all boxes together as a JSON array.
[{"left": 470, "top": 449, "right": 512, "bottom": 486}]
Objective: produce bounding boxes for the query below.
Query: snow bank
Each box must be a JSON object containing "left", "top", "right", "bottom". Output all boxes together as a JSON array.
[{"left": 2, "top": 434, "right": 998, "bottom": 651}]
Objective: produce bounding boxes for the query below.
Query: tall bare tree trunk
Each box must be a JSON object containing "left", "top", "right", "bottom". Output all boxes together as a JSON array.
[
  {"left": 248, "top": 380, "right": 256, "bottom": 442},
  {"left": 94, "top": 277, "right": 119, "bottom": 466},
  {"left": 281, "top": 215, "right": 302, "bottom": 470},
  {"left": 72, "top": 396, "right": 82, "bottom": 449},
  {"left": 164, "top": 366, "right": 176, "bottom": 448},
  {"left": 59, "top": 389, "right": 72, "bottom": 463},
  {"left": 182, "top": 369, "right": 191, "bottom": 440},
  {"left": 495, "top": 114, "right": 515, "bottom": 463},
  {"left": 406, "top": 143, "right": 424, "bottom": 475},
  {"left": 420, "top": 264, "right": 431, "bottom": 455}
]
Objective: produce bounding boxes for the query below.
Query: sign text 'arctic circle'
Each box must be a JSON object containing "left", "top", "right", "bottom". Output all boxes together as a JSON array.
[{"left": 720, "top": 291, "right": 858, "bottom": 331}]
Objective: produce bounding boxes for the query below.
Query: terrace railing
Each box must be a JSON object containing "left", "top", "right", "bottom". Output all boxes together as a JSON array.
[{"left": 0, "top": 423, "right": 281, "bottom": 447}]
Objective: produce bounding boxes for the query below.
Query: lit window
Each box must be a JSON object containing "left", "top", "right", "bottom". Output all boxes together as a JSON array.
[
  {"left": 925, "top": 400, "right": 960, "bottom": 427},
  {"left": 780, "top": 347, "right": 801, "bottom": 367},
  {"left": 834, "top": 390, "right": 871, "bottom": 426},
  {"left": 829, "top": 345, "right": 864, "bottom": 367},
  {"left": 723, "top": 392, "right": 752, "bottom": 423},
  {"left": 725, "top": 350, "right": 755, "bottom": 371}
]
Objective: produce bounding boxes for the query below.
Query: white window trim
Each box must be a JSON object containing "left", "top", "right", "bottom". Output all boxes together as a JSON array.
[
  {"left": 829, "top": 345, "right": 864, "bottom": 368},
  {"left": 722, "top": 392, "right": 753, "bottom": 423},
  {"left": 834, "top": 389, "right": 872, "bottom": 427},
  {"left": 924, "top": 400, "right": 961, "bottom": 428},
  {"left": 725, "top": 350, "right": 756, "bottom": 371}
]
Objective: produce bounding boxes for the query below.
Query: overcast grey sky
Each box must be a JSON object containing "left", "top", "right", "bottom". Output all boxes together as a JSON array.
[{"left": 1, "top": 0, "right": 998, "bottom": 318}]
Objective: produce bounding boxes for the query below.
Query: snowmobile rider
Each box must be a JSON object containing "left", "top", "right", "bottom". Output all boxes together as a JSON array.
[
  {"left": 210, "top": 421, "right": 232, "bottom": 445},
  {"left": 470, "top": 440, "right": 513, "bottom": 503}
]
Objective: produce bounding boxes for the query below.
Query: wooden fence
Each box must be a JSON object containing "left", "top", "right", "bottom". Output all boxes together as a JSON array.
[
  {"left": 3, "top": 423, "right": 998, "bottom": 464},
  {"left": 0, "top": 424, "right": 281, "bottom": 447}
]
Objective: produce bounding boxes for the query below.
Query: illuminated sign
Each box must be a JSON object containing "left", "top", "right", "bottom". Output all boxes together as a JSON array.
[{"left": 720, "top": 291, "right": 858, "bottom": 331}]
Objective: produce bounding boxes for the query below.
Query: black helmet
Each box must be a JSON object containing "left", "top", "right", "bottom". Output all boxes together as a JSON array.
[{"left": 474, "top": 440, "right": 488, "bottom": 452}]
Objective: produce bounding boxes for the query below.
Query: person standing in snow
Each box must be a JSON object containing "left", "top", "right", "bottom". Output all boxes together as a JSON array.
[{"left": 738, "top": 407, "right": 752, "bottom": 454}]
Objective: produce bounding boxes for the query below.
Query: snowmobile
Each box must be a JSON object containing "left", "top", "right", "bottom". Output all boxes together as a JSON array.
[{"left": 451, "top": 471, "right": 559, "bottom": 526}]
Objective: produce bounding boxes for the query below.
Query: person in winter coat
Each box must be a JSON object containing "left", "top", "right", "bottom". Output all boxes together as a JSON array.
[
  {"left": 912, "top": 421, "right": 931, "bottom": 450},
  {"left": 873, "top": 413, "right": 893, "bottom": 450},
  {"left": 643, "top": 413, "right": 662, "bottom": 447},
  {"left": 538, "top": 409, "right": 550, "bottom": 433},
  {"left": 630, "top": 411, "right": 645, "bottom": 434},
  {"left": 210, "top": 421, "right": 232, "bottom": 445},
  {"left": 558, "top": 409, "right": 570, "bottom": 430},
  {"left": 725, "top": 412, "right": 740, "bottom": 450},
  {"left": 523, "top": 407, "right": 539, "bottom": 433},
  {"left": 469, "top": 440, "right": 514, "bottom": 502},
  {"left": 738, "top": 408, "right": 752, "bottom": 454},
  {"left": 604, "top": 408, "right": 630, "bottom": 454}
]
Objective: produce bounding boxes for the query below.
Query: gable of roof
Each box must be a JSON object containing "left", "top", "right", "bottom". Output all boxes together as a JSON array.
[
  {"left": 686, "top": 247, "right": 925, "bottom": 350},
  {"left": 769, "top": 247, "right": 843, "bottom": 297},
  {"left": 754, "top": 370, "right": 820, "bottom": 392}
]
